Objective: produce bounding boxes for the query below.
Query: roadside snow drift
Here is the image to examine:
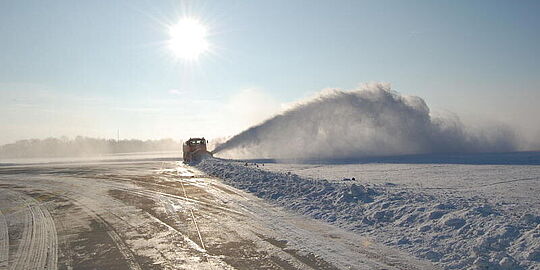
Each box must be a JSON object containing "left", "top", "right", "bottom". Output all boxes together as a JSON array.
[
  {"left": 213, "top": 84, "right": 516, "bottom": 160},
  {"left": 197, "top": 158, "right": 540, "bottom": 269}
]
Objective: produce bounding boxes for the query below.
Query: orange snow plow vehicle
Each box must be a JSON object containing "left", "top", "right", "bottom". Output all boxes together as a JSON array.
[{"left": 183, "top": 137, "right": 212, "bottom": 163}]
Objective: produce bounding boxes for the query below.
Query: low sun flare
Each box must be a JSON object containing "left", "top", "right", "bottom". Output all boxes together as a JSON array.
[{"left": 168, "top": 18, "right": 209, "bottom": 60}]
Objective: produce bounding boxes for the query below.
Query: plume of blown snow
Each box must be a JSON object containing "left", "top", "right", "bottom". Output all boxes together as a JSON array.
[{"left": 212, "top": 83, "right": 518, "bottom": 160}]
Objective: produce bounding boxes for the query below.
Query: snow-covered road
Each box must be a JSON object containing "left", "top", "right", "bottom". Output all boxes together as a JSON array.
[{"left": 0, "top": 158, "right": 436, "bottom": 269}]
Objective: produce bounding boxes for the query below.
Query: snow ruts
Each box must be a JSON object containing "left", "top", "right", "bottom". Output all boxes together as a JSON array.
[
  {"left": 9, "top": 191, "right": 58, "bottom": 270},
  {"left": 0, "top": 209, "right": 8, "bottom": 269}
]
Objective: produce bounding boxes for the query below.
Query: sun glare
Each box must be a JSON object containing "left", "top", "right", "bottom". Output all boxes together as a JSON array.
[{"left": 168, "top": 18, "right": 209, "bottom": 60}]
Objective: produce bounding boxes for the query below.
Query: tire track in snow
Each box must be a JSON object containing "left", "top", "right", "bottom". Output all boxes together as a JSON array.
[
  {"left": 8, "top": 192, "right": 58, "bottom": 270},
  {"left": 27, "top": 204, "right": 45, "bottom": 269},
  {"left": 103, "top": 227, "right": 142, "bottom": 270},
  {"left": 41, "top": 204, "right": 58, "bottom": 270},
  {"left": 474, "top": 177, "right": 539, "bottom": 188},
  {"left": 105, "top": 176, "right": 245, "bottom": 216},
  {"left": 1, "top": 181, "right": 143, "bottom": 270},
  {"left": 0, "top": 209, "right": 8, "bottom": 269},
  {"left": 10, "top": 200, "right": 32, "bottom": 270}
]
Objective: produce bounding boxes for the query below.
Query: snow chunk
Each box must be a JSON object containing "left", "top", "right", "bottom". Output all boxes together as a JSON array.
[{"left": 442, "top": 216, "right": 466, "bottom": 229}]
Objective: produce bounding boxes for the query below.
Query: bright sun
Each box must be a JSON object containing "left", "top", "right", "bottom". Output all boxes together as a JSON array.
[{"left": 168, "top": 18, "right": 209, "bottom": 60}]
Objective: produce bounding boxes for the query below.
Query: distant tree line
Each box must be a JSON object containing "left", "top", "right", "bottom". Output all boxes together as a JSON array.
[{"left": 0, "top": 136, "right": 182, "bottom": 158}]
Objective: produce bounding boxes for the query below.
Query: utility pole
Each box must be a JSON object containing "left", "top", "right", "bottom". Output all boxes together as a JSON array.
[{"left": 117, "top": 129, "right": 120, "bottom": 143}]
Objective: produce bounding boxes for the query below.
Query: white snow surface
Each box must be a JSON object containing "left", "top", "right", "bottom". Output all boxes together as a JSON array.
[{"left": 196, "top": 158, "right": 540, "bottom": 270}]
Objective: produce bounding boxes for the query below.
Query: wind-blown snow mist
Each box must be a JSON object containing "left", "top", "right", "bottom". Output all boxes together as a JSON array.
[{"left": 213, "top": 84, "right": 517, "bottom": 160}]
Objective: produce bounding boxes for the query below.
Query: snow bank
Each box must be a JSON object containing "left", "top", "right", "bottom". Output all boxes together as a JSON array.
[{"left": 197, "top": 158, "right": 540, "bottom": 269}]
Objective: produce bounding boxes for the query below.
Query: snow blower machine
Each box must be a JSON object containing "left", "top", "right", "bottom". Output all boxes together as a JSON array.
[{"left": 183, "top": 137, "right": 212, "bottom": 163}]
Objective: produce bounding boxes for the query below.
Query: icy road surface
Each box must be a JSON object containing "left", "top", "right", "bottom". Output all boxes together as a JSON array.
[{"left": 0, "top": 158, "right": 436, "bottom": 270}]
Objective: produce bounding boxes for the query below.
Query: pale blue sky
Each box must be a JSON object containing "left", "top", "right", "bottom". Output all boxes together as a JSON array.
[{"left": 1, "top": 0, "right": 539, "bottom": 144}]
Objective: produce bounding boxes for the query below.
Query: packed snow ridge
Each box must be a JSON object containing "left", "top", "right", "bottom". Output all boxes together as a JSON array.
[{"left": 197, "top": 158, "right": 540, "bottom": 270}]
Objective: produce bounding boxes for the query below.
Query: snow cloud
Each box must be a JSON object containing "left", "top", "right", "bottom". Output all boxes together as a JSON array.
[{"left": 213, "top": 83, "right": 518, "bottom": 160}]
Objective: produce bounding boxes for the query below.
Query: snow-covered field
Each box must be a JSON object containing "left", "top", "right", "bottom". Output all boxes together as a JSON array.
[{"left": 197, "top": 153, "right": 540, "bottom": 270}]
